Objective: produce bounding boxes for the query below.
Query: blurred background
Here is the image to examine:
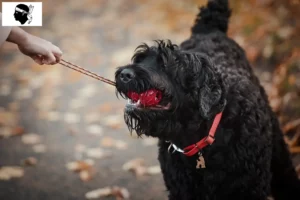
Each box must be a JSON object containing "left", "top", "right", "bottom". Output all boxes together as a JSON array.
[{"left": 0, "top": 0, "right": 299, "bottom": 199}]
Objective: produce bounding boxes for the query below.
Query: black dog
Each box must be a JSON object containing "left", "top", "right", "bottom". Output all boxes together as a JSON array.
[{"left": 115, "top": 0, "right": 300, "bottom": 199}]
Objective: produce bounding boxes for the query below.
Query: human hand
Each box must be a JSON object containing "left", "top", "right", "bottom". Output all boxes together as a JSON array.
[
  {"left": 18, "top": 34, "right": 62, "bottom": 65},
  {"left": 6, "top": 27, "right": 63, "bottom": 65}
]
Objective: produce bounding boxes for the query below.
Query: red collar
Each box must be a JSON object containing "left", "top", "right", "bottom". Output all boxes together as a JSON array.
[{"left": 183, "top": 112, "right": 223, "bottom": 156}]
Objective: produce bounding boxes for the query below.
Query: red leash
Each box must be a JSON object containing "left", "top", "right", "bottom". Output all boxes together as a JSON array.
[{"left": 183, "top": 112, "right": 223, "bottom": 156}]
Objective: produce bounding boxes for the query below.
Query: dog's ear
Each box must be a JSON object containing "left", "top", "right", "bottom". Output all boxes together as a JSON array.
[{"left": 192, "top": 54, "right": 226, "bottom": 119}]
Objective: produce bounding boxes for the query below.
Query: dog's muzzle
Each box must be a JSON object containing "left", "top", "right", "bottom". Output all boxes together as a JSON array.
[{"left": 115, "top": 68, "right": 172, "bottom": 111}]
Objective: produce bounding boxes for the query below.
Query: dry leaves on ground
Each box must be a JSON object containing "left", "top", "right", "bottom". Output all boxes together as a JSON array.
[
  {"left": 32, "top": 144, "right": 47, "bottom": 153},
  {"left": 283, "top": 118, "right": 300, "bottom": 134},
  {"left": 0, "top": 126, "right": 24, "bottom": 138},
  {"left": 100, "top": 136, "right": 128, "bottom": 150},
  {"left": 86, "top": 148, "right": 113, "bottom": 159},
  {"left": 21, "top": 133, "right": 41, "bottom": 145},
  {"left": 0, "top": 109, "right": 19, "bottom": 127},
  {"left": 84, "top": 112, "right": 102, "bottom": 124},
  {"left": 87, "top": 125, "right": 103, "bottom": 136},
  {"left": 284, "top": 131, "right": 300, "bottom": 147},
  {"left": 122, "top": 158, "right": 161, "bottom": 176},
  {"left": 102, "top": 114, "right": 123, "bottom": 129},
  {"left": 0, "top": 166, "right": 24, "bottom": 181},
  {"left": 98, "top": 103, "right": 113, "bottom": 113},
  {"left": 64, "top": 112, "right": 81, "bottom": 124},
  {"left": 285, "top": 126, "right": 300, "bottom": 154},
  {"left": 22, "top": 157, "right": 38, "bottom": 166},
  {"left": 69, "top": 98, "right": 86, "bottom": 110},
  {"left": 77, "top": 84, "right": 97, "bottom": 98},
  {"left": 85, "top": 186, "right": 130, "bottom": 200},
  {"left": 66, "top": 159, "right": 95, "bottom": 182},
  {"left": 289, "top": 147, "right": 300, "bottom": 154}
]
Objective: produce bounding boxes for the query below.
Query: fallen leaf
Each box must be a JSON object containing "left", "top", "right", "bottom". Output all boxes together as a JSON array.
[
  {"left": 79, "top": 170, "right": 93, "bottom": 182},
  {"left": 75, "top": 144, "right": 86, "bottom": 153},
  {"left": 111, "top": 186, "right": 130, "bottom": 200},
  {"left": 102, "top": 114, "right": 123, "bottom": 129},
  {"left": 12, "top": 126, "right": 25, "bottom": 136},
  {"left": 100, "top": 137, "right": 128, "bottom": 150},
  {"left": 122, "top": 158, "right": 147, "bottom": 176},
  {"left": 64, "top": 113, "right": 81, "bottom": 124},
  {"left": 246, "top": 46, "right": 260, "bottom": 63},
  {"left": 262, "top": 44, "right": 273, "bottom": 59},
  {"left": 289, "top": 146, "right": 300, "bottom": 154},
  {"left": 66, "top": 159, "right": 95, "bottom": 182},
  {"left": 0, "top": 109, "right": 18, "bottom": 127},
  {"left": 122, "top": 158, "right": 145, "bottom": 171},
  {"left": 21, "top": 133, "right": 41, "bottom": 145},
  {"left": 277, "top": 26, "right": 294, "bottom": 39},
  {"left": 122, "top": 158, "right": 161, "bottom": 176},
  {"left": 84, "top": 112, "right": 102, "bottom": 124},
  {"left": 86, "top": 148, "right": 112, "bottom": 159},
  {"left": 85, "top": 186, "right": 130, "bottom": 200},
  {"left": 32, "top": 144, "right": 46, "bottom": 153},
  {"left": 0, "top": 127, "right": 12, "bottom": 138},
  {"left": 66, "top": 159, "right": 94, "bottom": 172},
  {"left": 0, "top": 166, "right": 24, "bottom": 181},
  {"left": 114, "top": 140, "right": 128, "bottom": 150},
  {"left": 0, "top": 126, "right": 24, "bottom": 138},
  {"left": 87, "top": 125, "right": 103, "bottom": 136},
  {"left": 69, "top": 98, "right": 86, "bottom": 109},
  {"left": 22, "top": 157, "right": 38, "bottom": 166},
  {"left": 288, "top": 75, "right": 296, "bottom": 85},
  {"left": 98, "top": 103, "right": 113, "bottom": 113},
  {"left": 283, "top": 118, "right": 300, "bottom": 134},
  {"left": 85, "top": 187, "right": 113, "bottom": 199},
  {"left": 100, "top": 137, "right": 115, "bottom": 147},
  {"left": 269, "top": 98, "right": 281, "bottom": 113},
  {"left": 146, "top": 165, "right": 161, "bottom": 175},
  {"left": 289, "top": 131, "right": 300, "bottom": 147}
]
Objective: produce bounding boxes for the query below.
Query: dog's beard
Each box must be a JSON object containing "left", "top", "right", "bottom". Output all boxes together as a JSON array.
[{"left": 124, "top": 108, "right": 172, "bottom": 137}]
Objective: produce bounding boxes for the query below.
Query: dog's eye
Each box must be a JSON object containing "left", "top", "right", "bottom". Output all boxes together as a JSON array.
[{"left": 133, "top": 54, "right": 146, "bottom": 64}]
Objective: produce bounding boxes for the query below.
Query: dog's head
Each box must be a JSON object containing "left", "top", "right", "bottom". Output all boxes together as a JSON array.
[{"left": 115, "top": 40, "right": 226, "bottom": 140}]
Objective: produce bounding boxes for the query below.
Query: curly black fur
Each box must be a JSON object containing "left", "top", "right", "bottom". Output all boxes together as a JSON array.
[{"left": 115, "top": 0, "right": 300, "bottom": 199}]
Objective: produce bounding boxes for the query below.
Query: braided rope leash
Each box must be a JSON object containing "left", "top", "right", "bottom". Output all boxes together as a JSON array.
[{"left": 59, "top": 59, "right": 116, "bottom": 86}]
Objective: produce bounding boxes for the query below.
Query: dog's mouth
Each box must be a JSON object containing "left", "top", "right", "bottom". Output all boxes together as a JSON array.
[{"left": 122, "top": 89, "right": 171, "bottom": 110}]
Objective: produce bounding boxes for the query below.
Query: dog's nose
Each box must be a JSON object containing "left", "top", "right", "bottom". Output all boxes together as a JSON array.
[{"left": 119, "top": 68, "right": 135, "bottom": 83}]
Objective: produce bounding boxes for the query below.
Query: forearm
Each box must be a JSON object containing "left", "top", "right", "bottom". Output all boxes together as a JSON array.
[
  {"left": 6, "top": 26, "right": 29, "bottom": 46},
  {"left": 0, "top": 11, "right": 62, "bottom": 65},
  {"left": 0, "top": 12, "right": 12, "bottom": 47}
]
